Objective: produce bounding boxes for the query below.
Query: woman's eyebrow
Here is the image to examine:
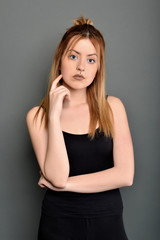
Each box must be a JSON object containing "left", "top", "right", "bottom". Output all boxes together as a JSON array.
[{"left": 68, "top": 49, "right": 98, "bottom": 57}]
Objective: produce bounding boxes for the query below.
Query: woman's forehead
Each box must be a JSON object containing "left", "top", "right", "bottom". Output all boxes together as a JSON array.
[{"left": 63, "top": 36, "right": 100, "bottom": 57}]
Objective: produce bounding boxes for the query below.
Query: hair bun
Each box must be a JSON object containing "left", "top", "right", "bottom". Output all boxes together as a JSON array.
[{"left": 73, "top": 14, "right": 93, "bottom": 26}]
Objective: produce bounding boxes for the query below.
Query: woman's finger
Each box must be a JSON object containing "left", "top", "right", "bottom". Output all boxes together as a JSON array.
[{"left": 50, "top": 74, "right": 63, "bottom": 92}]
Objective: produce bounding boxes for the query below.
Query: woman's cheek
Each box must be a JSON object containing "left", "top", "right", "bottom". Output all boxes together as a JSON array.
[
  {"left": 61, "top": 61, "right": 72, "bottom": 76},
  {"left": 61, "top": 67, "right": 70, "bottom": 81},
  {"left": 89, "top": 69, "right": 97, "bottom": 81}
]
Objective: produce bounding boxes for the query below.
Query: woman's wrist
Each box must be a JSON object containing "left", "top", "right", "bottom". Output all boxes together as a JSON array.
[{"left": 48, "top": 115, "right": 60, "bottom": 124}]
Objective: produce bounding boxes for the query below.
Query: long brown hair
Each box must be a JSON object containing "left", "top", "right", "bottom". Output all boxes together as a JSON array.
[{"left": 33, "top": 14, "right": 114, "bottom": 140}]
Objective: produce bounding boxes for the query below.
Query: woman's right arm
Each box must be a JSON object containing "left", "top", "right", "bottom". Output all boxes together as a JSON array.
[
  {"left": 26, "top": 107, "right": 69, "bottom": 188},
  {"left": 26, "top": 74, "right": 71, "bottom": 188}
]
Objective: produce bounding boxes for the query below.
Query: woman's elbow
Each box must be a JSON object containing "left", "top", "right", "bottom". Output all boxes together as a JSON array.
[
  {"left": 126, "top": 174, "right": 134, "bottom": 186},
  {"left": 45, "top": 171, "right": 68, "bottom": 188},
  {"left": 43, "top": 166, "right": 67, "bottom": 188},
  {"left": 54, "top": 179, "right": 67, "bottom": 188},
  {"left": 48, "top": 176, "right": 67, "bottom": 189}
]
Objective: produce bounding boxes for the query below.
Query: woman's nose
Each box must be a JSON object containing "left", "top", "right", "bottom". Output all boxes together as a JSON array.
[
  {"left": 76, "top": 59, "right": 85, "bottom": 72},
  {"left": 77, "top": 66, "right": 85, "bottom": 72}
]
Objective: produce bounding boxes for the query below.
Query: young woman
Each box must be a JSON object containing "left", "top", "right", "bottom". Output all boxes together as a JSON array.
[{"left": 26, "top": 15, "right": 134, "bottom": 240}]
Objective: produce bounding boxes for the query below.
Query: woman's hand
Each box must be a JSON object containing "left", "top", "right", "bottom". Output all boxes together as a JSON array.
[
  {"left": 48, "top": 74, "right": 71, "bottom": 120},
  {"left": 38, "top": 170, "right": 68, "bottom": 192}
]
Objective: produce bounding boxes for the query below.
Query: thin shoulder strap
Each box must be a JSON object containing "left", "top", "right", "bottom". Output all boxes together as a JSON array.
[{"left": 106, "top": 94, "right": 108, "bottom": 99}]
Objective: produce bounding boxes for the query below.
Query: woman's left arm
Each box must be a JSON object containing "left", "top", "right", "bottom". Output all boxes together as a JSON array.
[
  {"left": 65, "top": 97, "right": 135, "bottom": 193},
  {"left": 39, "top": 97, "right": 135, "bottom": 193}
]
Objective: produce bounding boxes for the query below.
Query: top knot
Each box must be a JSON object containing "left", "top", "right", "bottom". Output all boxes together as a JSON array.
[{"left": 73, "top": 14, "right": 93, "bottom": 26}]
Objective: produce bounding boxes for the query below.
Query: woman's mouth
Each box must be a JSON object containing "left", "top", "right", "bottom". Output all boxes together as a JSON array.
[{"left": 73, "top": 74, "right": 85, "bottom": 80}]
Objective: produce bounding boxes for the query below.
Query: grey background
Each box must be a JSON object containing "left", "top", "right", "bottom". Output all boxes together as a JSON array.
[{"left": 0, "top": 0, "right": 159, "bottom": 239}]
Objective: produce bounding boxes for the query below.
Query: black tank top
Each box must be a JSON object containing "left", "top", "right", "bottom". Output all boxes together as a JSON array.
[{"left": 41, "top": 95, "right": 124, "bottom": 218}]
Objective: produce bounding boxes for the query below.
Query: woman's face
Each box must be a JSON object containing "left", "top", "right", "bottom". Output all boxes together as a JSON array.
[{"left": 60, "top": 38, "right": 99, "bottom": 90}]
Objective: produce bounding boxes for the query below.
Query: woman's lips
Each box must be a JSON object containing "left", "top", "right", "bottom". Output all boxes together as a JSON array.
[{"left": 73, "top": 74, "right": 85, "bottom": 80}]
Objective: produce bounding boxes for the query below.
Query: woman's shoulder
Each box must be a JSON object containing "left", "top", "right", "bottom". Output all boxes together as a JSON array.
[
  {"left": 106, "top": 95, "right": 127, "bottom": 118},
  {"left": 26, "top": 106, "right": 44, "bottom": 127},
  {"left": 106, "top": 94, "right": 122, "bottom": 103},
  {"left": 26, "top": 106, "right": 41, "bottom": 118}
]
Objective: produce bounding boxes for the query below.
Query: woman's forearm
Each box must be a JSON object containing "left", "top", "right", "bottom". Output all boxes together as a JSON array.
[
  {"left": 44, "top": 117, "right": 69, "bottom": 188},
  {"left": 66, "top": 167, "right": 132, "bottom": 193},
  {"left": 40, "top": 163, "right": 133, "bottom": 194},
  {"left": 39, "top": 167, "right": 132, "bottom": 193}
]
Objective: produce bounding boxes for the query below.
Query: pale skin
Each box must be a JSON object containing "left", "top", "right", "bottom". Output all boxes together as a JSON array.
[{"left": 26, "top": 38, "right": 134, "bottom": 193}]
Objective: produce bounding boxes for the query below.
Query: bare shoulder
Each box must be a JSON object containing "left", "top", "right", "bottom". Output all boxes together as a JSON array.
[
  {"left": 107, "top": 95, "right": 131, "bottom": 141},
  {"left": 26, "top": 106, "right": 45, "bottom": 128},
  {"left": 107, "top": 95, "right": 124, "bottom": 106},
  {"left": 107, "top": 95, "right": 127, "bottom": 116},
  {"left": 107, "top": 95, "right": 129, "bottom": 131}
]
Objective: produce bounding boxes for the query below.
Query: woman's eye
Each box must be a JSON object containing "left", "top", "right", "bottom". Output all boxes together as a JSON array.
[
  {"left": 69, "top": 55, "right": 95, "bottom": 63},
  {"left": 69, "top": 55, "right": 77, "bottom": 60},
  {"left": 88, "top": 59, "right": 95, "bottom": 63}
]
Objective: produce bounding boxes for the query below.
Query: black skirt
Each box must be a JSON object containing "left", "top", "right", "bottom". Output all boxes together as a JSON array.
[
  {"left": 37, "top": 189, "right": 128, "bottom": 240},
  {"left": 37, "top": 211, "right": 128, "bottom": 240}
]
